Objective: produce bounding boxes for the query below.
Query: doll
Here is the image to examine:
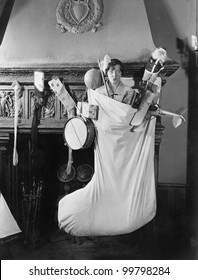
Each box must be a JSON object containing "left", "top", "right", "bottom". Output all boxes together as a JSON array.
[{"left": 141, "top": 47, "right": 167, "bottom": 91}]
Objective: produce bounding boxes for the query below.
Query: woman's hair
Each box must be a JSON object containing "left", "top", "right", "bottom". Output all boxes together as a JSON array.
[{"left": 105, "top": 58, "right": 124, "bottom": 75}]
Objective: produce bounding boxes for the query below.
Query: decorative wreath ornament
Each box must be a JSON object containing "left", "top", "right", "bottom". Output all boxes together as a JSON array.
[
  {"left": 56, "top": 0, "right": 104, "bottom": 34},
  {"left": 57, "top": 164, "right": 76, "bottom": 182},
  {"left": 76, "top": 164, "right": 94, "bottom": 182}
]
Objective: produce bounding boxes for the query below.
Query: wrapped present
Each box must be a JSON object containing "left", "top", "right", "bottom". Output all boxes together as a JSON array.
[
  {"left": 34, "top": 71, "right": 44, "bottom": 92},
  {"left": 48, "top": 77, "right": 75, "bottom": 112},
  {"left": 77, "top": 102, "right": 99, "bottom": 120}
]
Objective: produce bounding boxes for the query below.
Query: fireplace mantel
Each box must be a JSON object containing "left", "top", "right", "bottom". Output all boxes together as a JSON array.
[
  {"left": 0, "top": 60, "right": 180, "bottom": 134},
  {"left": 0, "top": 60, "right": 179, "bottom": 84}
]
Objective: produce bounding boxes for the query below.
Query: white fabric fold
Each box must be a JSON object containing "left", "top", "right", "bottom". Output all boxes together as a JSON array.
[{"left": 0, "top": 193, "right": 21, "bottom": 239}]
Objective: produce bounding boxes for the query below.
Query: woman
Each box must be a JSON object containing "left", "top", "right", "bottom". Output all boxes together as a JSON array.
[{"left": 96, "top": 58, "right": 136, "bottom": 106}]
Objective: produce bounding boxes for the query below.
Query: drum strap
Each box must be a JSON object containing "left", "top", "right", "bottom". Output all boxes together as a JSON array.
[
  {"left": 66, "top": 148, "right": 73, "bottom": 174},
  {"left": 66, "top": 110, "right": 74, "bottom": 175}
]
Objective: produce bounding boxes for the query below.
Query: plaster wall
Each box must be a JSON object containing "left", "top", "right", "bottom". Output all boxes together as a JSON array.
[{"left": 0, "top": 0, "right": 155, "bottom": 66}]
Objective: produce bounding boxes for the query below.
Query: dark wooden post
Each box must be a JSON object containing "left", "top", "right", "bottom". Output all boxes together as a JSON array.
[
  {"left": 187, "top": 49, "right": 198, "bottom": 245},
  {"left": 155, "top": 117, "right": 165, "bottom": 184}
]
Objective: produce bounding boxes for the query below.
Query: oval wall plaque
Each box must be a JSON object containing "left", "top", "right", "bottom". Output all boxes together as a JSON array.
[{"left": 56, "top": 0, "right": 104, "bottom": 34}]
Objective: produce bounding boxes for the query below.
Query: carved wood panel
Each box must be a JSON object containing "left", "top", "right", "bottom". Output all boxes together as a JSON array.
[
  {"left": 0, "top": 89, "right": 23, "bottom": 118},
  {"left": 0, "top": 84, "right": 88, "bottom": 131}
]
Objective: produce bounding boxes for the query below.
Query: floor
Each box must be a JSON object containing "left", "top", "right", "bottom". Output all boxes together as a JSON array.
[
  {"left": 1, "top": 183, "right": 198, "bottom": 260},
  {"left": 1, "top": 223, "right": 197, "bottom": 260}
]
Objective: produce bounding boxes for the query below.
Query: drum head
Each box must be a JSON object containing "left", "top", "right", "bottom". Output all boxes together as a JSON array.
[{"left": 64, "top": 117, "right": 88, "bottom": 150}]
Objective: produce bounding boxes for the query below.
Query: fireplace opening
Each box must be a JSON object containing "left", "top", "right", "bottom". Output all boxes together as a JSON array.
[{"left": 17, "top": 133, "right": 94, "bottom": 239}]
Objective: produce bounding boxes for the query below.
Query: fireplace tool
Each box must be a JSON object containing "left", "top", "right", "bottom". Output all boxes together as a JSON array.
[{"left": 22, "top": 178, "right": 43, "bottom": 247}]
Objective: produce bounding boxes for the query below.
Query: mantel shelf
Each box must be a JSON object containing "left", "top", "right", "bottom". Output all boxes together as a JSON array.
[
  {"left": 0, "top": 60, "right": 180, "bottom": 84},
  {"left": 0, "top": 60, "right": 179, "bottom": 135}
]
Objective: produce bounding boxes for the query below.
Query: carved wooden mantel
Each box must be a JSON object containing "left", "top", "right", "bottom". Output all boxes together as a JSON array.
[
  {"left": 0, "top": 60, "right": 180, "bottom": 133},
  {"left": 0, "top": 60, "right": 180, "bottom": 84}
]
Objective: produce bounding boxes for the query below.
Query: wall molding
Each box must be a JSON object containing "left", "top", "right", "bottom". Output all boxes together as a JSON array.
[{"left": 0, "top": 60, "right": 180, "bottom": 84}]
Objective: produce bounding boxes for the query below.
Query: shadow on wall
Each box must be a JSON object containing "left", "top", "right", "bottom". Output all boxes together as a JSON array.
[
  {"left": 9, "top": 0, "right": 30, "bottom": 17},
  {"left": 0, "top": 0, "right": 16, "bottom": 45},
  {"left": 143, "top": 0, "right": 179, "bottom": 59}
]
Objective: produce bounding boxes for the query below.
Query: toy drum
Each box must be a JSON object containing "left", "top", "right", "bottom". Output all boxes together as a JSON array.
[{"left": 63, "top": 117, "right": 95, "bottom": 150}]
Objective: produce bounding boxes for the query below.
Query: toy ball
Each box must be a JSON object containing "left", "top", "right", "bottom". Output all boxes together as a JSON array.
[{"left": 84, "top": 68, "right": 102, "bottom": 90}]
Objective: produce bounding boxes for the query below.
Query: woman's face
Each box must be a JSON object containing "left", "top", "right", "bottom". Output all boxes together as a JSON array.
[{"left": 107, "top": 64, "right": 122, "bottom": 85}]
